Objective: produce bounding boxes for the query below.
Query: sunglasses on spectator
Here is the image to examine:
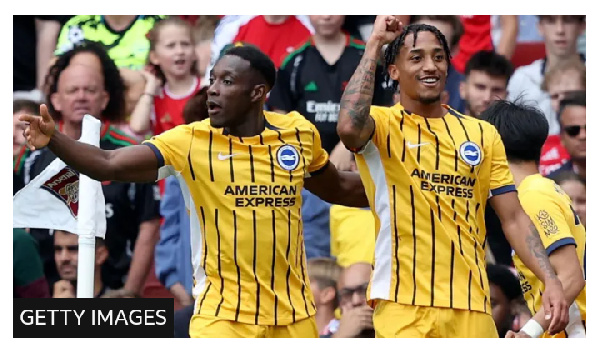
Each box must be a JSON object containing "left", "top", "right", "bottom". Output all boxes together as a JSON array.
[
  {"left": 563, "top": 125, "right": 586, "bottom": 137},
  {"left": 338, "top": 282, "right": 369, "bottom": 302}
]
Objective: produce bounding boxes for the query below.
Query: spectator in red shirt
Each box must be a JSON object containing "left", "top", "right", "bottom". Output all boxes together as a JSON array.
[
  {"left": 129, "top": 17, "right": 202, "bottom": 136},
  {"left": 204, "top": 15, "right": 313, "bottom": 85},
  {"left": 453, "top": 15, "right": 518, "bottom": 74}
]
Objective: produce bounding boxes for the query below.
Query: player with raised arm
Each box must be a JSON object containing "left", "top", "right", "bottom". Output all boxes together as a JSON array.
[
  {"left": 21, "top": 45, "right": 368, "bottom": 338},
  {"left": 336, "top": 15, "right": 568, "bottom": 338}
]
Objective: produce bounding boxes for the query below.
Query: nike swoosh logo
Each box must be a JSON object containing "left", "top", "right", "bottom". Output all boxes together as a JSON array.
[
  {"left": 217, "top": 153, "right": 238, "bottom": 160},
  {"left": 407, "top": 142, "right": 430, "bottom": 149}
]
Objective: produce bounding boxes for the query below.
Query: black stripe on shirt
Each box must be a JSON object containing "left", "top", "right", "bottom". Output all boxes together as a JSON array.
[
  {"left": 411, "top": 185, "right": 417, "bottom": 305},
  {"left": 188, "top": 128, "right": 196, "bottom": 180},
  {"left": 393, "top": 185, "right": 400, "bottom": 301},
  {"left": 298, "top": 219, "right": 310, "bottom": 317},
  {"left": 424, "top": 118, "right": 441, "bottom": 170},
  {"left": 253, "top": 210, "right": 260, "bottom": 324},
  {"left": 442, "top": 117, "right": 458, "bottom": 171},
  {"left": 468, "top": 271, "right": 472, "bottom": 310},
  {"left": 285, "top": 210, "right": 296, "bottom": 323},
  {"left": 295, "top": 128, "right": 307, "bottom": 177},
  {"left": 268, "top": 145, "right": 275, "bottom": 183},
  {"left": 417, "top": 123, "right": 422, "bottom": 163},
  {"left": 201, "top": 206, "right": 207, "bottom": 268},
  {"left": 215, "top": 209, "right": 225, "bottom": 316},
  {"left": 249, "top": 145, "right": 255, "bottom": 183},
  {"left": 229, "top": 137, "right": 235, "bottom": 183},
  {"left": 430, "top": 208, "right": 436, "bottom": 306},
  {"left": 450, "top": 243, "right": 455, "bottom": 308},
  {"left": 197, "top": 281, "right": 212, "bottom": 314},
  {"left": 400, "top": 114, "right": 406, "bottom": 162},
  {"left": 209, "top": 131, "right": 214, "bottom": 182},
  {"left": 271, "top": 210, "right": 278, "bottom": 325},
  {"left": 233, "top": 210, "right": 241, "bottom": 322}
]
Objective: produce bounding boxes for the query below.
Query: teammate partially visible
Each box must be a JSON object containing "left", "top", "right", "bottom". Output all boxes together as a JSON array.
[
  {"left": 20, "top": 45, "right": 368, "bottom": 338},
  {"left": 481, "top": 100, "right": 586, "bottom": 338},
  {"left": 336, "top": 15, "right": 569, "bottom": 338}
]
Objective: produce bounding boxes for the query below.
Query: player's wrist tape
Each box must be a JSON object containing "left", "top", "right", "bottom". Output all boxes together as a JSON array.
[{"left": 521, "top": 319, "right": 544, "bottom": 338}]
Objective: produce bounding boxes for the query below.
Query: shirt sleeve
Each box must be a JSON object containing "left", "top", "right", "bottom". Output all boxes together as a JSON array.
[
  {"left": 488, "top": 125, "right": 517, "bottom": 196},
  {"left": 519, "top": 190, "right": 576, "bottom": 256},
  {"left": 142, "top": 124, "right": 193, "bottom": 176}
]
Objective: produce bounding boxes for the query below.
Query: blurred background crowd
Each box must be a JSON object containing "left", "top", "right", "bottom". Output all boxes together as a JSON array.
[{"left": 13, "top": 15, "right": 586, "bottom": 338}]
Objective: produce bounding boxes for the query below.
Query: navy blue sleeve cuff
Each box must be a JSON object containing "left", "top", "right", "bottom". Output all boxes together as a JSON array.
[
  {"left": 143, "top": 142, "right": 165, "bottom": 167},
  {"left": 546, "top": 237, "right": 577, "bottom": 256},
  {"left": 490, "top": 184, "right": 517, "bottom": 196},
  {"left": 309, "top": 161, "right": 330, "bottom": 177}
]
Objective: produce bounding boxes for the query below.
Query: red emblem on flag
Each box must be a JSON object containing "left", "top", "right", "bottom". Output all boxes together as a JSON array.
[{"left": 41, "top": 167, "right": 79, "bottom": 218}]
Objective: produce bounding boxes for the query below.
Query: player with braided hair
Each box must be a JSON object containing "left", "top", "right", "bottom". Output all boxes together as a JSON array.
[{"left": 337, "top": 15, "right": 569, "bottom": 338}]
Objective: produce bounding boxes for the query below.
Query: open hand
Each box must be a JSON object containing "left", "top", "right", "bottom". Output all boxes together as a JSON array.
[{"left": 19, "top": 104, "right": 55, "bottom": 151}]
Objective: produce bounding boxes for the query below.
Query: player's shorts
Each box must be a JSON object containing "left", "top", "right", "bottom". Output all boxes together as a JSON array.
[
  {"left": 189, "top": 314, "right": 318, "bottom": 338},
  {"left": 373, "top": 300, "right": 498, "bottom": 338}
]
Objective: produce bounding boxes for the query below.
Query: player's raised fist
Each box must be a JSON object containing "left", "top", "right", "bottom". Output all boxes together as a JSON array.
[
  {"left": 369, "top": 15, "right": 404, "bottom": 46},
  {"left": 19, "top": 104, "right": 55, "bottom": 151}
]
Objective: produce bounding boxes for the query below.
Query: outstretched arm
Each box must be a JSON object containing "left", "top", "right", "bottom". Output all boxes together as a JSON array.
[
  {"left": 337, "top": 15, "right": 402, "bottom": 150},
  {"left": 20, "top": 104, "right": 159, "bottom": 183},
  {"left": 490, "top": 191, "right": 569, "bottom": 334},
  {"left": 304, "top": 162, "right": 369, "bottom": 208}
]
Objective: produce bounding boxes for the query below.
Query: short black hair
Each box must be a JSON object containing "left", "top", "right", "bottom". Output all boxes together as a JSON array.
[
  {"left": 464, "top": 50, "right": 514, "bottom": 86},
  {"left": 383, "top": 24, "right": 452, "bottom": 91},
  {"left": 558, "top": 90, "right": 586, "bottom": 124},
  {"left": 220, "top": 45, "right": 277, "bottom": 91},
  {"left": 480, "top": 99, "right": 549, "bottom": 164},
  {"left": 46, "top": 40, "right": 126, "bottom": 123},
  {"left": 486, "top": 264, "right": 522, "bottom": 301}
]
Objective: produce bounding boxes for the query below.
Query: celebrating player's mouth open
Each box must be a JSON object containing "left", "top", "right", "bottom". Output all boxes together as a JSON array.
[
  {"left": 336, "top": 15, "right": 569, "bottom": 338},
  {"left": 20, "top": 45, "right": 369, "bottom": 338}
]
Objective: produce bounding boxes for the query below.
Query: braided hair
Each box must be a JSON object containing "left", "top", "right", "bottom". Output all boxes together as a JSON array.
[{"left": 382, "top": 24, "right": 452, "bottom": 91}]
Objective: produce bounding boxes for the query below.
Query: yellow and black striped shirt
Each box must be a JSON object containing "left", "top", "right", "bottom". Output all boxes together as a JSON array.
[
  {"left": 354, "top": 103, "right": 515, "bottom": 314},
  {"left": 144, "top": 111, "right": 329, "bottom": 325}
]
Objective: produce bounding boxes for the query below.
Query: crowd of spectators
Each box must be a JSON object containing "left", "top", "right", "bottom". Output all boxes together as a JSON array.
[{"left": 13, "top": 15, "right": 586, "bottom": 338}]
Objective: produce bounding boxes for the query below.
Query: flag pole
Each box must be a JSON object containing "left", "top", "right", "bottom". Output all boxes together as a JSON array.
[{"left": 76, "top": 115, "right": 102, "bottom": 298}]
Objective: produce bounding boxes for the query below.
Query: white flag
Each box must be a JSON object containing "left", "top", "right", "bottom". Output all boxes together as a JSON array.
[{"left": 13, "top": 115, "right": 107, "bottom": 238}]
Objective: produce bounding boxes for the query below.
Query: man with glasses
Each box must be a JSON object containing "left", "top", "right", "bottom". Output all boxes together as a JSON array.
[
  {"left": 332, "top": 262, "right": 374, "bottom": 338},
  {"left": 548, "top": 91, "right": 586, "bottom": 181}
]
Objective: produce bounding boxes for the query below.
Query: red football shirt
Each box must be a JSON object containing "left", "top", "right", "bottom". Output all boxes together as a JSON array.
[
  {"left": 153, "top": 76, "right": 201, "bottom": 135},
  {"left": 539, "top": 134, "right": 571, "bottom": 176},
  {"left": 232, "top": 16, "right": 312, "bottom": 68},
  {"left": 452, "top": 15, "right": 493, "bottom": 74}
]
